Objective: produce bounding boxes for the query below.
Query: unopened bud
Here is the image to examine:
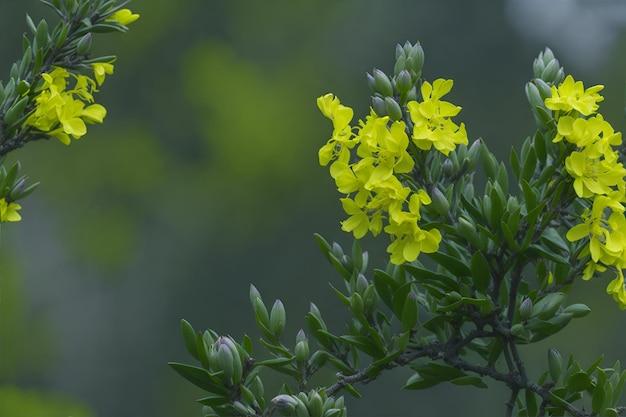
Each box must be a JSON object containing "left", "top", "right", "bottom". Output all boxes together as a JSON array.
[
  {"left": 396, "top": 70, "right": 412, "bottom": 94},
  {"left": 371, "top": 96, "right": 386, "bottom": 116},
  {"left": 372, "top": 69, "right": 393, "bottom": 97},
  {"left": 384, "top": 97, "right": 402, "bottom": 121},
  {"left": 270, "top": 300, "right": 286, "bottom": 337},
  {"left": 519, "top": 298, "right": 533, "bottom": 321},
  {"left": 430, "top": 187, "right": 450, "bottom": 216}
]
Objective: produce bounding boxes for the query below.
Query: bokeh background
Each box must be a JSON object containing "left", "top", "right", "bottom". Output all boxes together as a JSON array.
[{"left": 1, "top": 0, "right": 626, "bottom": 416}]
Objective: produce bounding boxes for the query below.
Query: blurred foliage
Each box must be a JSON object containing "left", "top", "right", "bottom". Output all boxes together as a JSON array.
[
  {"left": 0, "top": 386, "right": 92, "bottom": 417},
  {"left": 0, "top": 252, "right": 51, "bottom": 379}
]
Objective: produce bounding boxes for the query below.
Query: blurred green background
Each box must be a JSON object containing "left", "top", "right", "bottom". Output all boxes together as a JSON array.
[{"left": 1, "top": 0, "right": 626, "bottom": 416}]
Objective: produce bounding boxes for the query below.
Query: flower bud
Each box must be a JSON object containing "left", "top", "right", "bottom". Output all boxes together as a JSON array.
[
  {"left": 407, "top": 42, "right": 424, "bottom": 77},
  {"left": 270, "top": 300, "right": 286, "bottom": 338},
  {"left": 77, "top": 33, "right": 92, "bottom": 55},
  {"left": 519, "top": 298, "right": 533, "bottom": 321},
  {"left": 396, "top": 70, "right": 412, "bottom": 95},
  {"left": 442, "top": 159, "right": 454, "bottom": 177},
  {"left": 533, "top": 79, "right": 551, "bottom": 99},
  {"left": 366, "top": 72, "right": 376, "bottom": 93},
  {"left": 371, "top": 96, "right": 386, "bottom": 116},
  {"left": 273, "top": 394, "right": 298, "bottom": 410},
  {"left": 295, "top": 340, "right": 309, "bottom": 363},
  {"left": 295, "top": 398, "right": 311, "bottom": 417},
  {"left": 525, "top": 82, "right": 543, "bottom": 109},
  {"left": 548, "top": 348, "right": 563, "bottom": 382},
  {"left": 372, "top": 68, "right": 393, "bottom": 97},
  {"left": 384, "top": 97, "right": 402, "bottom": 121},
  {"left": 308, "top": 392, "right": 324, "bottom": 417},
  {"left": 430, "top": 187, "right": 450, "bottom": 216},
  {"left": 356, "top": 274, "right": 368, "bottom": 294}
]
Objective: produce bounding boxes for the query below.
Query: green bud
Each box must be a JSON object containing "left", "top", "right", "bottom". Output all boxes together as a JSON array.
[
  {"left": 519, "top": 298, "right": 533, "bottom": 321},
  {"left": 216, "top": 342, "right": 234, "bottom": 383},
  {"left": 430, "top": 187, "right": 450, "bottom": 216},
  {"left": 396, "top": 70, "right": 412, "bottom": 94},
  {"left": 77, "top": 33, "right": 92, "bottom": 55},
  {"left": 548, "top": 348, "right": 563, "bottom": 382},
  {"left": 533, "top": 79, "right": 551, "bottom": 99},
  {"left": 270, "top": 300, "right": 286, "bottom": 337},
  {"left": 296, "top": 398, "right": 311, "bottom": 417},
  {"left": 384, "top": 97, "right": 402, "bottom": 121},
  {"left": 356, "top": 274, "right": 368, "bottom": 293},
  {"left": 371, "top": 96, "right": 386, "bottom": 116},
  {"left": 394, "top": 54, "right": 406, "bottom": 76},
  {"left": 525, "top": 82, "right": 543, "bottom": 109},
  {"left": 407, "top": 42, "right": 424, "bottom": 76},
  {"left": 366, "top": 73, "right": 376, "bottom": 93},
  {"left": 457, "top": 217, "right": 476, "bottom": 240},
  {"left": 273, "top": 395, "right": 298, "bottom": 411},
  {"left": 308, "top": 392, "right": 324, "bottom": 417},
  {"left": 372, "top": 69, "right": 393, "bottom": 97},
  {"left": 295, "top": 340, "right": 309, "bottom": 363},
  {"left": 442, "top": 159, "right": 454, "bottom": 177}
]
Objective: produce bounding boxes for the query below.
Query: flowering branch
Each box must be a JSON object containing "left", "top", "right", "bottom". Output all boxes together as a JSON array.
[
  {"left": 0, "top": 0, "right": 138, "bottom": 223},
  {"left": 172, "top": 42, "right": 626, "bottom": 417}
]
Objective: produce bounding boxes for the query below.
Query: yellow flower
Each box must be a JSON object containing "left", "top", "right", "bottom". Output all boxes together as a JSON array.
[
  {"left": 24, "top": 67, "right": 107, "bottom": 145},
  {"left": 545, "top": 75, "right": 604, "bottom": 116},
  {"left": 407, "top": 79, "right": 467, "bottom": 156},
  {"left": 317, "top": 94, "right": 356, "bottom": 166},
  {"left": 0, "top": 199, "right": 21, "bottom": 222},
  {"left": 564, "top": 143, "right": 626, "bottom": 198},
  {"left": 108, "top": 9, "right": 140, "bottom": 26},
  {"left": 566, "top": 196, "right": 626, "bottom": 264},
  {"left": 356, "top": 115, "right": 414, "bottom": 189},
  {"left": 92, "top": 63, "right": 115, "bottom": 86},
  {"left": 606, "top": 269, "right": 626, "bottom": 309},
  {"left": 385, "top": 191, "right": 441, "bottom": 264}
]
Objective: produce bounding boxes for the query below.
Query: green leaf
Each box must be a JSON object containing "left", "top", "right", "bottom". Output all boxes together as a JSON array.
[
  {"left": 403, "top": 265, "right": 458, "bottom": 291},
  {"left": 404, "top": 373, "right": 441, "bottom": 390},
  {"left": 426, "top": 252, "right": 471, "bottom": 277},
  {"left": 255, "top": 357, "right": 294, "bottom": 368},
  {"left": 525, "top": 389, "right": 538, "bottom": 417},
  {"left": 181, "top": 319, "right": 198, "bottom": 359},
  {"left": 470, "top": 251, "right": 491, "bottom": 292},
  {"left": 450, "top": 376, "right": 487, "bottom": 389},
  {"left": 168, "top": 362, "right": 227, "bottom": 394},
  {"left": 528, "top": 243, "right": 569, "bottom": 264},
  {"left": 567, "top": 372, "right": 593, "bottom": 393},
  {"left": 532, "top": 292, "right": 566, "bottom": 319},
  {"left": 198, "top": 394, "right": 229, "bottom": 407}
]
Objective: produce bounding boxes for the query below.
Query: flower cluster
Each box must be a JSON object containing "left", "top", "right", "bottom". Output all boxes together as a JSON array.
[
  {"left": 24, "top": 66, "right": 110, "bottom": 145},
  {"left": 317, "top": 81, "right": 467, "bottom": 265},
  {"left": 551, "top": 76, "right": 626, "bottom": 308},
  {"left": 407, "top": 79, "right": 468, "bottom": 155}
]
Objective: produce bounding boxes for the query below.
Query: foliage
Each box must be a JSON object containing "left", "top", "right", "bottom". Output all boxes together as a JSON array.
[
  {"left": 0, "top": 0, "right": 138, "bottom": 225},
  {"left": 0, "top": 386, "right": 93, "bottom": 417},
  {"left": 173, "top": 42, "right": 626, "bottom": 417}
]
